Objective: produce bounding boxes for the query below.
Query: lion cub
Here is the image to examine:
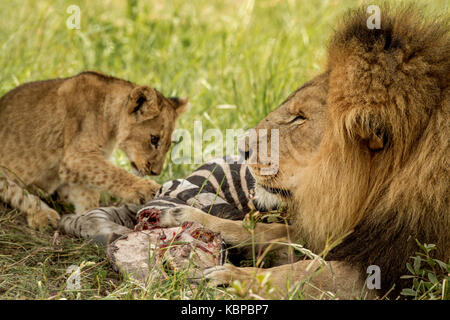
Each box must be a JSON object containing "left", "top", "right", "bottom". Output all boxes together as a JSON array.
[{"left": 0, "top": 71, "right": 187, "bottom": 229}]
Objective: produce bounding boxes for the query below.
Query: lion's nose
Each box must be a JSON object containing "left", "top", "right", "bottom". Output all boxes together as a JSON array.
[
  {"left": 239, "top": 146, "right": 252, "bottom": 160},
  {"left": 238, "top": 133, "right": 253, "bottom": 161}
]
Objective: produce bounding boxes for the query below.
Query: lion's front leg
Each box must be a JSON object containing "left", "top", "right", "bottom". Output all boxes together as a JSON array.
[
  {"left": 203, "top": 260, "right": 374, "bottom": 299},
  {"left": 154, "top": 206, "right": 293, "bottom": 246},
  {"left": 59, "top": 150, "right": 160, "bottom": 206},
  {"left": 150, "top": 206, "right": 256, "bottom": 245}
]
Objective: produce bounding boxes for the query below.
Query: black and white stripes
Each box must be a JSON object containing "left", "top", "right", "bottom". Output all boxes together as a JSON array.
[
  {"left": 59, "top": 157, "right": 261, "bottom": 244},
  {"left": 155, "top": 156, "right": 254, "bottom": 220}
]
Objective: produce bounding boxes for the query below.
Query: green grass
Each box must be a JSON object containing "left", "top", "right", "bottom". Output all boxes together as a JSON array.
[{"left": 0, "top": 0, "right": 448, "bottom": 300}]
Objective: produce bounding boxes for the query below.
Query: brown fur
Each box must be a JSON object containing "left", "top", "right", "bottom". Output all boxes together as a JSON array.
[
  {"left": 253, "top": 4, "right": 449, "bottom": 296},
  {"left": 0, "top": 71, "right": 187, "bottom": 229},
  {"left": 289, "top": 5, "right": 447, "bottom": 291},
  {"left": 156, "top": 5, "right": 449, "bottom": 298}
]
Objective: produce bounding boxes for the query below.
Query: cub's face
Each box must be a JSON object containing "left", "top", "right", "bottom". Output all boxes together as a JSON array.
[
  {"left": 248, "top": 72, "right": 328, "bottom": 209},
  {"left": 117, "top": 86, "right": 187, "bottom": 176}
]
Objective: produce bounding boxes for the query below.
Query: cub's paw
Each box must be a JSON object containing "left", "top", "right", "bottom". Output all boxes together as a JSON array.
[
  {"left": 122, "top": 179, "right": 161, "bottom": 205},
  {"left": 27, "top": 208, "right": 60, "bottom": 229}
]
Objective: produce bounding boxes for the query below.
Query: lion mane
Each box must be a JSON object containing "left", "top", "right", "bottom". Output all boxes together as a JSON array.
[{"left": 291, "top": 5, "right": 449, "bottom": 293}]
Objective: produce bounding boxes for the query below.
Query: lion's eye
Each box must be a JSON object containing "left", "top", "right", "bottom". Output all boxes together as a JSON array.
[
  {"left": 289, "top": 114, "right": 306, "bottom": 123},
  {"left": 150, "top": 135, "right": 160, "bottom": 147}
]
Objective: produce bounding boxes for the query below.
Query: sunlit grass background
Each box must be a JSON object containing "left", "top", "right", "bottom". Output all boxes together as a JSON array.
[{"left": 0, "top": 0, "right": 448, "bottom": 299}]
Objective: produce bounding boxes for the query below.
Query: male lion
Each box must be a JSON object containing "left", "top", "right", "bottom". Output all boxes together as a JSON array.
[
  {"left": 0, "top": 71, "right": 187, "bottom": 229},
  {"left": 151, "top": 6, "right": 449, "bottom": 298}
]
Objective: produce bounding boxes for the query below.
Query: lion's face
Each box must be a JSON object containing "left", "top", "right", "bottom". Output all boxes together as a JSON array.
[
  {"left": 248, "top": 73, "right": 328, "bottom": 210},
  {"left": 117, "top": 87, "right": 187, "bottom": 176}
]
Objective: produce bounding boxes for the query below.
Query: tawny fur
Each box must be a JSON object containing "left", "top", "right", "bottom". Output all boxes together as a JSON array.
[
  {"left": 253, "top": 4, "right": 449, "bottom": 296},
  {"left": 292, "top": 5, "right": 449, "bottom": 293},
  {"left": 0, "top": 71, "right": 187, "bottom": 229},
  {"left": 156, "top": 5, "right": 449, "bottom": 298}
]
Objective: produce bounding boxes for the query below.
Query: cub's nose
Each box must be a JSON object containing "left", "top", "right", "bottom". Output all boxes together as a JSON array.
[{"left": 148, "top": 162, "right": 162, "bottom": 175}]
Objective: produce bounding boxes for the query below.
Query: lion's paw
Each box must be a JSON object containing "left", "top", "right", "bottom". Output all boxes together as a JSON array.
[
  {"left": 158, "top": 207, "right": 188, "bottom": 227},
  {"left": 202, "top": 264, "right": 252, "bottom": 286},
  {"left": 137, "top": 206, "right": 190, "bottom": 229}
]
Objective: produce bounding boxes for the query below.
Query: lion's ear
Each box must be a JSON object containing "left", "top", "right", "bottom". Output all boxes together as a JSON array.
[
  {"left": 347, "top": 113, "right": 388, "bottom": 152},
  {"left": 169, "top": 97, "right": 189, "bottom": 116},
  {"left": 127, "top": 86, "right": 160, "bottom": 120}
]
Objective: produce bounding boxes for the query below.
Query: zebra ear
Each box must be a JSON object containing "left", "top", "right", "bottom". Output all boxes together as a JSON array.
[{"left": 169, "top": 97, "right": 189, "bottom": 116}]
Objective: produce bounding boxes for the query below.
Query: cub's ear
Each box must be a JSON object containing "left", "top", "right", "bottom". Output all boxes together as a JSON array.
[
  {"left": 169, "top": 97, "right": 189, "bottom": 116},
  {"left": 346, "top": 112, "right": 389, "bottom": 152},
  {"left": 127, "top": 86, "right": 160, "bottom": 120}
]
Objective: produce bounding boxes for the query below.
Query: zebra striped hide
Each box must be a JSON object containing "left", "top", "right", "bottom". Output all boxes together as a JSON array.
[{"left": 59, "top": 156, "right": 264, "bottom": 245}]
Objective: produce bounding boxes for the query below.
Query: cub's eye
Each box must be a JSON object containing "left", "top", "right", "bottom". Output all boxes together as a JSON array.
[
  {"left": 150, "top": 135, "right": 160, "bottom": 147},
  {"left": 288, "top": 114, "right": 306, "bottom": 123}
]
